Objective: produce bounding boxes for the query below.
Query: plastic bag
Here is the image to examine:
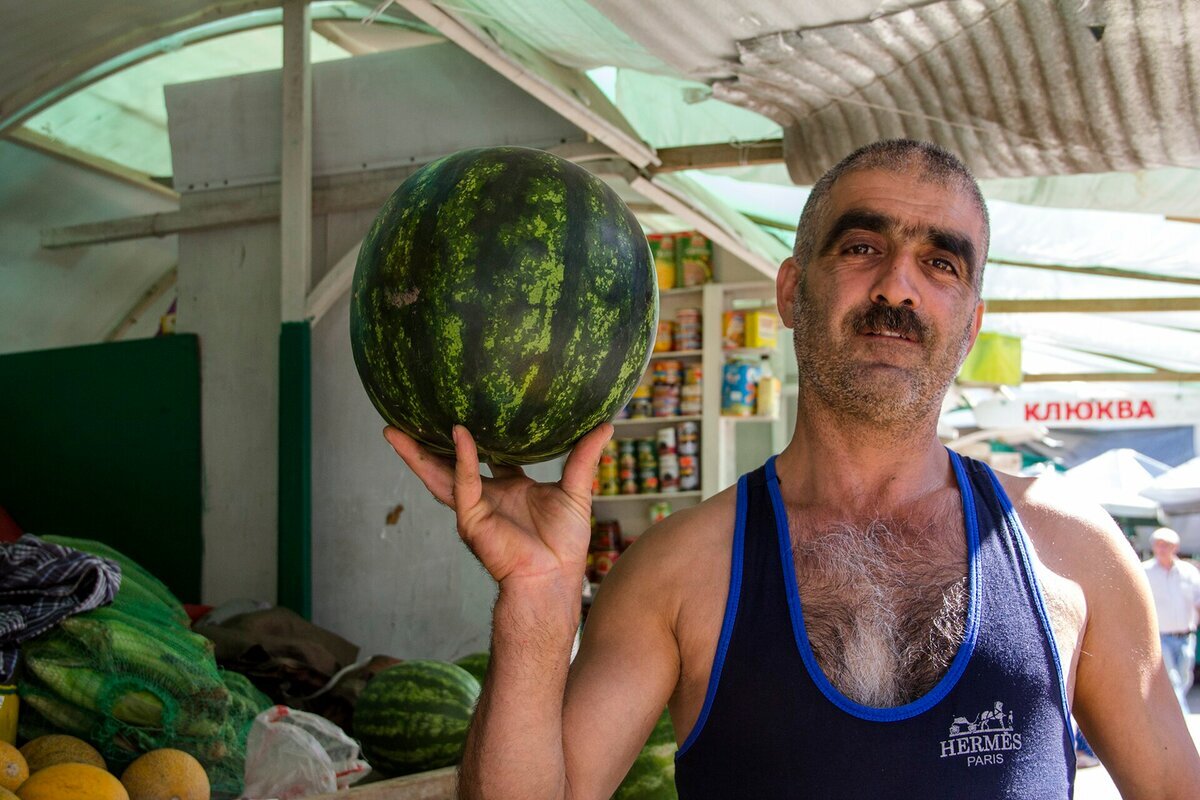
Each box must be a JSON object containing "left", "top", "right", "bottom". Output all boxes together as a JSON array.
[{"left": 241, "top": 705, "right": 370, "bottom": 799}]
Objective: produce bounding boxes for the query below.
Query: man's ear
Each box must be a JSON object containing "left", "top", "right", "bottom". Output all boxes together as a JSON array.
[
  {"left": 777, "top": 257, "right": 801, "bottom": 329},
  {"left": 967, "top": 299, "right": 985, "bottom": 349}
]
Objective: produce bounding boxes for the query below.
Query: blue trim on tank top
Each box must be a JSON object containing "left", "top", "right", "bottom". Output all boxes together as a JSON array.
[
  {"left": 765, "top": 451, "right": 983, "bottom": 722},
  {"left": 676, "top": 473, "right": 749, "bottom": 758},
  {"left": 978, "top": 462, "right": 1073, "bottom": 732}
]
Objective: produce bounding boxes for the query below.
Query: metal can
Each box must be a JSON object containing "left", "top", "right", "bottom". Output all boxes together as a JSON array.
[
  {"left": 598, "top": 439, "right": 619, "bottom": 495},
  {"left": 654, "top": 320, "right": 675, "bottom": 353},
  {"left": 653, "top": 359, "right": 683, "bottom": 385},
  {"left": 722, "top": 310, "right": 746, "bottom": 349},
  {"left": 677, "top": 421, "right": 700, "bottom": 455},
  {"left": 680, "top": 383, "right": 702, "bottom": 416},
  {"left": 592, "top": 549, "right": 620, "bottom": 581},
  {"left": 679, "top": 453, "right": 700, "bottom": 491},
  {"left": 592, "top": 520, "right": 621, "bottom": 550},
  {"left": 656, "top": 426, "right": 677, "bottom": 455},
  {"left": 628, "top": 384, "right": 653, "bottom": 418},
  {"left": 648, "top": 501, "right": 672, "bottom": 525},
  {"left": 639, "top": 469, "right": 660, "bottom": 494},
  {"left": 658, "top": 453, "right": 680, "bottom": 492},
  {"left": 652, "top": 384, "right": 680, "bottom": 417},
  {"left": 636, "top": 438, "right": 658, "bottom": 468},
  {"left": 675, "top": 308, "right": 702, "bottom": 350}
]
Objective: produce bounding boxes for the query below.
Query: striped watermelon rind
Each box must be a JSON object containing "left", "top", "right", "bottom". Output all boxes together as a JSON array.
[
  {"left": 615, "top": 709, "right": 677, "bottom": 800},
  {"left": 353, "top": 659, "right": 481, "bottom": 777},
  {"left": 453, "top": 651, "right": 489, "bottom": 685},
  {"left": 350, "top": 146, "right": 657, "bottom": 465}
]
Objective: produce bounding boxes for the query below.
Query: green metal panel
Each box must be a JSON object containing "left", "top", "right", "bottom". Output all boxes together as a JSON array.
[
  {"left": 0, "top": 335, "right": 203, "bottom": 602},
  {"left": 277, "top": 320, "right": 312, "bottom": 619}
]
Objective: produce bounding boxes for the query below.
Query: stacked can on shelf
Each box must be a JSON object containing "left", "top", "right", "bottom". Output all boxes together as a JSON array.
[
  {"left": 652, "top": 359, "right": 683, "bottom": 417},
  {"left": 675, "top": 308, "right": 702, "bottom": 350},
  {"left": 678, "top": 420, "right": 700, "bottom": 491},
  {"left": 681, "top": 363, "right": 702, "bottom": 416},
  {"left": 618, "top": 439, "right": 638, "bottom": 495},
  {"left": 597, "top": 439, "right": 619, "bottom": 495},
  {"left": 590, "top": 518, "right": 622, "bottom": 582},
  {"left": 636, "top": 438, "right": 659, "bottom": 493},
  {"left": 657, "top": 426, "right": 680, "bottom": 492}
]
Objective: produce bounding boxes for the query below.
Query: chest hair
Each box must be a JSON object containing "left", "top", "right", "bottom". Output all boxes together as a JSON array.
[{"left": 789, "top": 497, "right": 968, "bottom": 708}]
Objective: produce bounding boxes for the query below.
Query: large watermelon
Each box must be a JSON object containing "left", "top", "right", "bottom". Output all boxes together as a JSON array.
[
  {"left": 615, "top": 709, "right": 678, "bottom": 800},
  {"left": 353, "top": 659, "right": 481, "bottom": 777},
  {"left": 453, "top": 651, "right": 490, "bottom": 685},
  {"left": 350, "top": 146, "right": 657, "bottom": 464}
]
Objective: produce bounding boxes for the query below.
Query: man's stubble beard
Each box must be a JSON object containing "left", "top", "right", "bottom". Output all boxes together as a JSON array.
[{"left": 791, "top": 273, "right": 975, "bottom": 433}]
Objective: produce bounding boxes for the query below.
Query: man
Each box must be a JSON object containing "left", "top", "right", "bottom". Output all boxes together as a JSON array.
[
  {"left": 1144, "top": 526, "right": 1200, "bottom": 714},
  {"left": 386, "top": 140, "right": 1199, "bottom": 798}
]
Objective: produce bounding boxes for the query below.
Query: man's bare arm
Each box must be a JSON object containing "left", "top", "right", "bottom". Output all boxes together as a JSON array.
[
  {"left": 386, "top": 423, "right": 680, "bottom": 800},
  {"left": 1019, "top": 482, "right": 1200, "bottom": 797}
]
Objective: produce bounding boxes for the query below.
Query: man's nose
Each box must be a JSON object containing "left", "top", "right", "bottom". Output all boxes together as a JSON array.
[{"left": 869, "top": 250, "right": 921, "bottom": 308}]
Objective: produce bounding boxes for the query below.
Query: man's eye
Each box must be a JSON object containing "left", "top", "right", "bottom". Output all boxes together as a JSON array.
[
  {"left": 845, "top": 243, "right": 874, "bottom": 255},
  {"left": 931, "top": 258, "right": 957, "bottom": 274}
]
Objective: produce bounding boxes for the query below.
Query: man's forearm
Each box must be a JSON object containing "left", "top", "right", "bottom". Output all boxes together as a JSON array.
[{"left": 458, "top": 577, "right": 582, "bottom": 800}]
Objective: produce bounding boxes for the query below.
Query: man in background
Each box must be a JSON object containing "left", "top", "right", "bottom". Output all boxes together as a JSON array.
[{"left": 1144, "top": 526, "right": 1200, "bottom": 713}]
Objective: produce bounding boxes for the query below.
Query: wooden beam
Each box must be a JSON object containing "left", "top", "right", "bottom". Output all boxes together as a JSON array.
[
  {"left": 1019, "top": 371, "right": 1200, "bottom": 383},
  {"left": 105, "top": 266, "right": 177, "bottom": 341},
  {"left": 651, "top": 139, "right": 784, "bottom": 173},
  {"left": 1167, "top": 216, "right": 1200, "bottom": 225},
  {"left": 397, "top": 0, "right": 657, "bottom": 168},
  {"left": 306, "top": 240, "right": 361, "bottom": 325},
  {"left": 984, "top": 297, "right": 1200, "bottom": 313},
  {"left": 280, "top": 0, "right": 313, "bottom": 323},
  {"left": 6, "top": 127, "right": 178, "bottom": 201},
  {"left": 40, "top": 164, "right": 423, "bottom": 249},
  {"left": 987, "top": 257, "right": 1200, "bottom": 287}
]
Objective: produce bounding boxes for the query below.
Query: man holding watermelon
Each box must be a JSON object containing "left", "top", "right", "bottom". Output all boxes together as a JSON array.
[{"left": 386, "top": 140, "right": 1198, "bottom": 798}]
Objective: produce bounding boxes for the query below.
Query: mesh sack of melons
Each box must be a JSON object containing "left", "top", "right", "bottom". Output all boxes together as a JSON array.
[{"left": 17, "top": 536, "right": 272, "bottom": 796}]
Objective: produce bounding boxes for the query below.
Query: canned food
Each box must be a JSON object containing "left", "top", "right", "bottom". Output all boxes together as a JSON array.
[
  {"left": 637, "top": 438, "right": 658, "bottom": 468},
  {"left": 648, "top": 233, "right": 676, "bottom": 292},
  {"left": 677, "top": 421, "right": 700, "bottom": 454},
  {"left": 722, "top": 310, "right": 746, "bottom": 349},
  {"left": 684, "top": 364, "right": 702, "bottom": 386},
  {"left": 679, "top": 453, "right": 700, "bottom": 490},
  {"left": 675, "top": 308, "right": 702, "bottom": 350},
  {"left": 654, "top": 320, "right": 675, "bottom": 353},
  {"left": 653, "top": 360, "right": 684, "bottom": 385},
  {"left": 656, "top": 426, "right": 677, "bottom": 455},
  {"left": 658, "top": 453, "right": 680, "bottom": 492},
  {"left": 680, "top": 384, "right": 702, "bottom": 416},
  {"left": 648, "top": 501, "right": 672, "bottom": 525},
  {"left": 592, "top": 520, "right": 621, "bottom": 550},
  {"left": 628, "top": 384, "right": 653, "bottom": 418},
  {"left": 593, "top": 549, "right": 620, "bottom": 581},
  {"left": 639, "top": 469, "right": 660, "bottom": 494},
  {"left": 678, "top": 231, "right": 713, "bottom": 287},
  {"left": 652, "top": 384, "right": 680, "bottom": 417}
]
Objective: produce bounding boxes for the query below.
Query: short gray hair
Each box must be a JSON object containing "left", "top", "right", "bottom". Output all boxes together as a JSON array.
[{"left": 792, "top": 140, "right": 990, "bottom": 289}]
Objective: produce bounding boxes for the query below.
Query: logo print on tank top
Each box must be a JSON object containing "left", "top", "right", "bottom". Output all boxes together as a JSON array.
[{"left": 938, "top": 701, "right": 1024, "bottom": 767}]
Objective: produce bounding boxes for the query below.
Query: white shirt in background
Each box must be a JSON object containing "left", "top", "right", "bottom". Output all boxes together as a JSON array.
[{"left": 1143, "top": 558, "right": 1200, "bottom": 634}]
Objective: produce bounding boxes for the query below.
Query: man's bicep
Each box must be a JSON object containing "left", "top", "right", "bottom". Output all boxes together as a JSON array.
[{"left": 561, "top": 554, "right": 681, "bottom": 800}]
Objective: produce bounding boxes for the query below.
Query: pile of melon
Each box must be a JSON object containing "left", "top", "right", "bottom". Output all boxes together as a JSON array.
[{"left": 0, "top": 735, "right": 209, "bottom": 800}]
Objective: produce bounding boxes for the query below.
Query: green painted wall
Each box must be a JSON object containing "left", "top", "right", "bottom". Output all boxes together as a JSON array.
[{"left": 0, "top": 335, "right": 203, "bottom": 602}]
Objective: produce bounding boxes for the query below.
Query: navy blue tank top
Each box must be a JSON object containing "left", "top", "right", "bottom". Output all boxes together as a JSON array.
[{"left": 674, "top": 453, "right": 1074, "bottom": 798}]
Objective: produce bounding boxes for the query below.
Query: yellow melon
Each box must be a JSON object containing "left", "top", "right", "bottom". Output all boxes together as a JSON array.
[
  {"left": 16, "top": 763, "right": 128, "bottom": 800},
  {"left": 0, "top": 742, "right": 27, "bottom": 791},
  {"left": 120, "top": 749, "right": 209, "bottom": 800},
  {"left": 19, "top": 734, "right": 107, "bottom": 773}
]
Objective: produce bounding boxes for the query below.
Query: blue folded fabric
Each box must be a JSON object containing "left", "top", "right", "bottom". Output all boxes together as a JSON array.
[{"left": 0, "top": 533, "right": 121, "bottom": 682}]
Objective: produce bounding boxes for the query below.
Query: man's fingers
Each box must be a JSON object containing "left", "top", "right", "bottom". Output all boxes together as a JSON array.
[
  {"left": 561, "top": 422, "right": 614, "bottom": 502},
  {"left": 452, "top": 425, "right": 484, "bottom": 512},
  {"left": 383, "top": 426, "right": 455, "bottom": 506}
]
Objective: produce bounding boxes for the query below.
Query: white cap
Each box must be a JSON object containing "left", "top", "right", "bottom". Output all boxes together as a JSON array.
[{"left": 1150, "top": 527, "right": 1180, "bottom": 545}]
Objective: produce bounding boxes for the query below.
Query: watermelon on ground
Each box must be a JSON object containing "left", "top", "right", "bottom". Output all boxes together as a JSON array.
[
  {"left": 453, "top": 651, "right": 489, "bottom": 685},
  {"left": 353, "top": 659, "right": 481, "bottom": 777},
  {"left": 350, "top": 146, "right": 657, "bottom": 465},
  {"left": 615, "top": 709, "right": 678, "bottom": 800}
]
